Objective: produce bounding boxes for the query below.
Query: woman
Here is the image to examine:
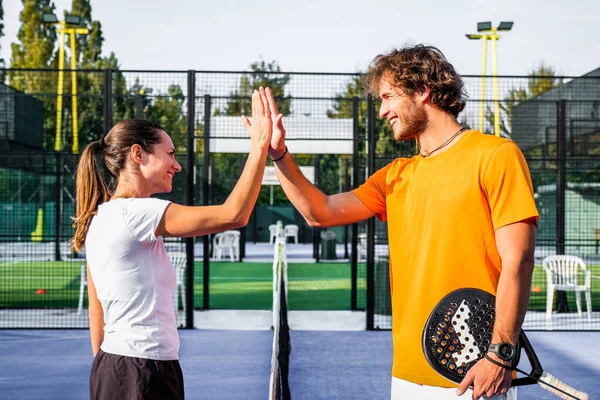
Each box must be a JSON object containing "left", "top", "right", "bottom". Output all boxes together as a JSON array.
[{"left": 71, "top": 88, "right": 273, "bottom": 399}]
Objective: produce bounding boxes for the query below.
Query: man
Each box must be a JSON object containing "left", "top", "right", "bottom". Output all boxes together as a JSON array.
[{"left": 263, "top": 45, "right": 538, "bottom": 399}]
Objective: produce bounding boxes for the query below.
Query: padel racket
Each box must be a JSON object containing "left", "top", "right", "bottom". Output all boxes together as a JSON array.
[{"left": 422, "top": 288, "right": 589, "bottom": 400}]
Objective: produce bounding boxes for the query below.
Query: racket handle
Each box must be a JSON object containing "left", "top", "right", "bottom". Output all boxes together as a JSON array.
[{"left": 538, "top": 372, "right": 589, "bottom": 400}]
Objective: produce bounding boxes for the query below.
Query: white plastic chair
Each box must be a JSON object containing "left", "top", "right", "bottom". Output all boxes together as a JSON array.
[
  {"left": 283, "top": 224, "right": 299, "bottom": 244},
  {"left": 77, "top": 264, "right": 87, "bottom": 314},
  {"left": 168, "top": 252, "right": 187, "bottom": 312},
  {"left": 357, "top": 233, "right": 367, "bottom": 262},
  {"left": 213, "top": 230, "right": 241, "bottom": 262},
  {"left": 268, "top": 224, "right": 278, "bottom": 245},
  {"left": 542, "top": 255, "right": 592, "bottom": 321}
]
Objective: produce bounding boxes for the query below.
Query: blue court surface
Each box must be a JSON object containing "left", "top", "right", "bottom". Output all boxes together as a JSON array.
[{"left": 0, "top": 330, "right": 597, "bottom": 399}]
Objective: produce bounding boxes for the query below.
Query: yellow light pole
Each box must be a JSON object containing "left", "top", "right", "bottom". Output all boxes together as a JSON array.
[
  {"left": 465, "top": 33, "right": 489, "bottom": 133},
  {"left": 466, "top": 21, "right": 513, "bottom": 137},
  {"left": 43, "top": 13, "right": 89, "bottom": 153}
]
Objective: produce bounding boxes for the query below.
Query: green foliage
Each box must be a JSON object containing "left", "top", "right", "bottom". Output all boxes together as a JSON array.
[
  {"left": 488, "top": 64, "right": 563, "bottom": 138},
  {"left": 69, "top": 0, "right": 102, "bottom": 68},
  {"left": 221, "top": 59, "right": 291, "bottom": 116},
  {"left": 9, "top": 0, "right": 59, "bottom": 148},
  {"left": 0, "top": 0, "right": 5, "bottom": 71},
  {"left": 528, "top": 64, "right": 564, "bottom": 97},
  {"left": 10, "top": 0, "right": 57, "bottom": 74},
  {"left": 146, "top": 85, "right": 187, "bottom": 150},
  {"left": 216, "top": 60, "right": 293, "bottom": 206},
  {"left": 327, "top": 74, "right": 414, "bottom": 160}
]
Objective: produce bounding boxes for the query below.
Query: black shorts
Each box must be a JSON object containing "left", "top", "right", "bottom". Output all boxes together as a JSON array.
[{"left": 90, "top": 349, "right": 184, "bottom": 400}]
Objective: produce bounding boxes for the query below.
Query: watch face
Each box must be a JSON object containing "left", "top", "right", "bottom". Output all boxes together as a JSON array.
[{"left": 498, "top": 343, "right": 515, "bottom": 360}]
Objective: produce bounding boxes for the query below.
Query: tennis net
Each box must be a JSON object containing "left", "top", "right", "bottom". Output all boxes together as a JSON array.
[{"left": 269, "top": 221, "right": 291, "bottom": 400}]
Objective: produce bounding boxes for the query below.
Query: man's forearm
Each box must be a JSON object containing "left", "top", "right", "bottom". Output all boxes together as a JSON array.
[
  {"left": 492, "top": 259, "right": 534, "bottom": 345},
  {"left": 273, "top": 152, "right": 330, "bottom": 226}
]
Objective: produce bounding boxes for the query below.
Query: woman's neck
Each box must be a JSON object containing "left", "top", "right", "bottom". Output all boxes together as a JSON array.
[{"left": 111, "top": 173, "right": 150, "bottom": 200}]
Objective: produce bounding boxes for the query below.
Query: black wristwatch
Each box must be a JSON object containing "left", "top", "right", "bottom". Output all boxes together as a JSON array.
[{"left": 487, "top": 342, "right": 516, "bottom": 362}]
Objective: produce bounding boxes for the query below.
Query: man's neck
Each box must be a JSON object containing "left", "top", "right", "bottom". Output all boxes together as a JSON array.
[{"left": 417, "top": 114, "right": 465, "bottom": 157}]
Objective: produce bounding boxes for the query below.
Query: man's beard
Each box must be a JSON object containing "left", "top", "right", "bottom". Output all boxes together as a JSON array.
[{"left": 395, "top": 105, "right": 428, "bottom": 141}]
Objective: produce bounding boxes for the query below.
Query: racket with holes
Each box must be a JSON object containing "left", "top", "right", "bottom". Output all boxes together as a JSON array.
[{"left": 422, "top": 288, "right": 589, "bottom": 400}]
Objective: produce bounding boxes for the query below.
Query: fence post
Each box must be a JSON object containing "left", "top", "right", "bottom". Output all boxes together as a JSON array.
[
  {"left": 351, "top": 96, "right": 359, "bottom": 310},
  {"left": 54, "top": 152, "right": 61, "bottom": 261},
  {"left": 135, "top": 93, "right": 143, "bottom": 120},
  {"left": 239, "top": 154, "right": 246, "bottom": 261},
  {"left": 556, "top": 99, "right": 568, "bottom": 312},
  {"left": 185, "top": 71, "right": 196, "bottom": 328},
  {"left": 366, "top": 95, "right": 376, "bottom": 330},
  {"left": 313, "top": 154, "right": 321, "bottom": 262},
  {"left": 203, "top": 94, "right": 211, "bottom": 310},
  {"left": 103, "top": 69, "right": 113, "bottom": 134}
]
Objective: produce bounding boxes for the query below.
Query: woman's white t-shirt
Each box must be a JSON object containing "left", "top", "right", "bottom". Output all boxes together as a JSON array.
[{"left": 85, "top": 198, "right": 179, "bottom": 360}]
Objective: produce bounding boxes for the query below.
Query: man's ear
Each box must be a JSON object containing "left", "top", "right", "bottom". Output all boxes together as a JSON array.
[
  {"left": 415, "top": 86, "right": 431, "bottom": 105},
  {"left": 130, "top": 144, "right": 144, "bottom": 165}
]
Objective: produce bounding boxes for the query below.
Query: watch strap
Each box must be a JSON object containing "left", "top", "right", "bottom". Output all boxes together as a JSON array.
[{"left": 484, "top": 353, "right": 512, "bottom": 370}]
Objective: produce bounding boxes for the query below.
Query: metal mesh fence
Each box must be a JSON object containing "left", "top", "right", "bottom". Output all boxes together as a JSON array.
[{"left": 0, "top": 69, "right": 598, "bottom": 330}]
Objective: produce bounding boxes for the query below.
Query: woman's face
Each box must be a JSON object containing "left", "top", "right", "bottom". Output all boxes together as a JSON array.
[{"left": 141, "top": 130, "right": 182, "bottom": 194}]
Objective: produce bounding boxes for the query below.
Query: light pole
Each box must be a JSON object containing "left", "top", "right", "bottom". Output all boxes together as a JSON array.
[
  {"left": 43, "top": 13, "right": 89, "bottom": 153},
  {"left": 466, "top": 21, "right": 513, "bottom": 137}
]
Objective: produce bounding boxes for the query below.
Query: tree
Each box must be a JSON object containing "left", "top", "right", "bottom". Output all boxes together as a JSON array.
[
  {"left": 60, "top": 0, "right": 111, "bottom": 149},
  {"left": 70, "top": 0, "right": 103, "bottom": 69},
  {"left": 9, "top": 0, "right": 57, "bottom": 89},
  {"left": 0, "top": 0, "right": 5, "bottom": 72},
  {"left": 528, "top": 64, "right": 564, "bottom": 97},
  {"left": 487, "top": 64, "right": 563, "bottom": 138},
  {"left": 222, "top": 59, "right": 291, "bottom": 117},
  {"left": 146, "top": 84, "right": 187, "bottom": 150},
  {"left": 216, "top": 60, "right": 293, "bottom": 205},
  {"left": 328, "top": 74, "right": 414, "bottom": 169},
  {"left": 9, "top": 0, "right": 59, "bottom": 148}
]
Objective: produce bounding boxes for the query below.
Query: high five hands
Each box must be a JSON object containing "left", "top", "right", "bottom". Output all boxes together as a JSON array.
[
  {"left": 264, "top": 88, "right": 287, "bottom": 160},
  {"left": 241, "top": 87, "right": 273, "bottom": 152}
]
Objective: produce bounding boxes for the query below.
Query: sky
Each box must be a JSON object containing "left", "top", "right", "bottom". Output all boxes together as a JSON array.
[{"left": 2, "top": 0, "right": 600, "bottom": 77}]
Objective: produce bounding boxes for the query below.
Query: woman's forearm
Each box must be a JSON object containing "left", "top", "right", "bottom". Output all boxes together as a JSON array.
[
  {"left": 89, "top": 313, "right": 105, "bottom": 356},
  {"left": 86, "top": 266, "right": 105, "bottom": 356},
  {"left": 222, "top": 145, "right": 269, "bottom": 223}
]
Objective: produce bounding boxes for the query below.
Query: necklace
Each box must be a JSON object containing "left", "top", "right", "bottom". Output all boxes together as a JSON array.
[{"left": 418, "top": 127, "right": 466, "bottom": 158}]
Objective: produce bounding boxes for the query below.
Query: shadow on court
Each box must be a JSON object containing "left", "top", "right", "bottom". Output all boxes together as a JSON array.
[
  {"left": 0, "top": 330, "right": 272, "bottom": 400},
  {"left": 0, "top": 330, "right": 598, "bottom": 399}
]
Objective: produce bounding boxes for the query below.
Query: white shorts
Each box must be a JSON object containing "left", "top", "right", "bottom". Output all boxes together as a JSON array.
[{"left": 391, "top": 377, "right": 517, "bottom": 400}]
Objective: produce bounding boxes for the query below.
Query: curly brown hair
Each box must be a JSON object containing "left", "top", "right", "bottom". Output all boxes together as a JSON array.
[{"left": 363, "top": 45, "right": 467, "bottom": 117}]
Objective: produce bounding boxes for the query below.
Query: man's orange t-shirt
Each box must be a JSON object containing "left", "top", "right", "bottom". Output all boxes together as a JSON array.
[{"left": 352, "top": 130, "right": 539, "bottom": 387}]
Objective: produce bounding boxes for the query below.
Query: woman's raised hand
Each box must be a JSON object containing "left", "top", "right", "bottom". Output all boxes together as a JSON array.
[{"left": 241, "top": 87, "right": 273, "bottom": 152}]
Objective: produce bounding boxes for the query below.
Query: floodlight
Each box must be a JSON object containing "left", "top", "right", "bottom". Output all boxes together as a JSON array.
[
  {"left": 42, "top": 13, "right": 59, "bottom": 23},
  {"left": 465, "top": 34, "right": 483, "bottom": 40},
  {"left": 477, "top": 21, "right": 492, "bottom": 32},
  {"left": 497, "top": 21, "right": 513, "bottom": 31},
  {"left": 65, "top": 15, "right": 82, "bottom": 25}
]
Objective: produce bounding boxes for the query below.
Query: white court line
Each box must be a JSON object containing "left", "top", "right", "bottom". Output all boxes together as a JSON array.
[
  {"left": 1, "top": 276, "right": 77, "bottom": 280},
  {"left": 0, "top": 377, "right": 25, "bottom": 382},
  {"left": 0, "top": 336, "right": 87, "bottom": 344},
  {"left": 3, "top": 275, "right": 348, "bottom": 281}
]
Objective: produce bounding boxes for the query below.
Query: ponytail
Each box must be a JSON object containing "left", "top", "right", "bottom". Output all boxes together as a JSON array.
[
  {"left": 71, "top": 141, "right": 111, "bottom": 252},
  {"left": 71, "top": 119, "right": 164, "bottom": 252}
]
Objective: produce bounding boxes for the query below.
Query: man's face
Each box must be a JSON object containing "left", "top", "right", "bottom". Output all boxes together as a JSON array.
[{"left": 378, "top": 78, "right": 428, "bottom": 141}]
